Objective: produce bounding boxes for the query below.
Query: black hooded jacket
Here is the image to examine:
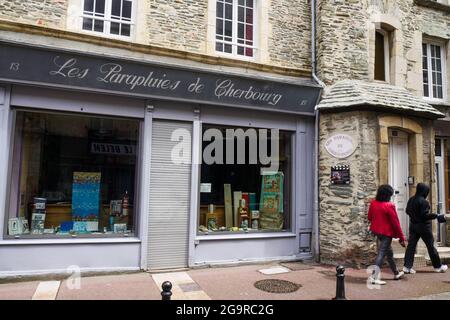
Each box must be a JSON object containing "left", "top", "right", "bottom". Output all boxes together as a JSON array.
[{"left": 406, "top": 183, "right": 437, "bottom": 224}]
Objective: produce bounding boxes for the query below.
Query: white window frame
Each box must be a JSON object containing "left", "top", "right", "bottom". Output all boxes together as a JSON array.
[
  {"left": 78, "top": 0, "right": 136, "bottom": 41},
  {"left": 423, "top": 40, "right": 447, "bottom": 102},
  {"left": 214, "top": 0, "right": 258, "bottom": 62},
  {"left": 375, "top": 29, "right": 390, "bottom": 83}
]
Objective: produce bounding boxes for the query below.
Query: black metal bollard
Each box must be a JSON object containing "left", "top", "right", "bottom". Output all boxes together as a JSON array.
[
  {"left": 161, "top": 281, "right": 172, "bottom": 300},
  {"left": 332, "top": 265, "right": 346, "bottom": 300}
]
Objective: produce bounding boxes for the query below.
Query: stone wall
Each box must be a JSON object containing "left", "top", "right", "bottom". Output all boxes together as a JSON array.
[
  {"left": 319, "top": 110, "right": 435, "bottom": 267},
  {"left": 316, "top": 0, "right": 450, "bottom": 91},
  {"left": 316, "top": 0, "right": 370, "bottom": 85},
  {"left": 319, "top": 111, "right": 379, "bottom": 267},
  {"left": 0, "top": 0, "right": 67, "bottom": 29},
  {"left": 147, "top": 0, "right": 208, "bottom": 53},
  {"left": 268, "top": 0, "right": 311, "bottom": 69}
]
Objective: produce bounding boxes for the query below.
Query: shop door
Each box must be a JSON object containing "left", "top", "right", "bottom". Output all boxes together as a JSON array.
[
  {"left": 389, "top": 130, "right": 409, "bottom": 237},
  {"left": 147, "top": 120, "right": 192, "bottom": 270},
  {"left": 435, "top": 139, "right": 446, "bottom": 244}
]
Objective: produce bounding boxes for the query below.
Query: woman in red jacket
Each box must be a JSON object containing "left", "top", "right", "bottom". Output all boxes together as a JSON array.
[{"left": 368, "top": 184, "right": 406, "bottom": 285}]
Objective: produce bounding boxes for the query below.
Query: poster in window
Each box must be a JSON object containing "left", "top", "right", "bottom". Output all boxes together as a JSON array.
[
  {"left": 259, "top": 172, "right": 284, "bottom": 230},
  {"left": 259, "top": 172, "right": 284, "bottom": 214},
  {"left": 72, "top": 172, "right": 101, "bottom": 222}
]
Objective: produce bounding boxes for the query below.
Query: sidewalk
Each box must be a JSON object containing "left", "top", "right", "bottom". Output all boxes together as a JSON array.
[{"left": 1, "top": 261, "right": 450, "bottom": 300}]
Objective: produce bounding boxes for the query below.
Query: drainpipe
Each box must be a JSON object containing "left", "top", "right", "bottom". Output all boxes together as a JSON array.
[{"left": 311, "top": 0, "right": 325, "bottom": 261}]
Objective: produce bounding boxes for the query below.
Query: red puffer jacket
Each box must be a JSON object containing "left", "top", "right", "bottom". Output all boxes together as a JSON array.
[{"left": 368, "top": 200, "right": 405, "bottom": 242}]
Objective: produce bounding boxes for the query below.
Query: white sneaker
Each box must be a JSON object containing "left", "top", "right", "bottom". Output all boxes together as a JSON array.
[
  {"left": 369, "top": 277, "right": 387, "bottom": 285},
  {"left": 394, "top": 271, "right": 405, "bottom": 280},
  {"left": 435, "top": 265, "right": 448, "bottom": 273},
  {"left": 403, "top": 267, "right": 416, "bottom": 274}
]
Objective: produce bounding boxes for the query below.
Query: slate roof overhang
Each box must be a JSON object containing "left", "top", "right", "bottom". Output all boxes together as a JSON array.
[{"left": 316, "top": 80, "right": 445, "bottom": 119}]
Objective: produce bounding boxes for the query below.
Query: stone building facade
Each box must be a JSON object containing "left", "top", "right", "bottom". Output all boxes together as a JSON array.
[
  {"left": 0, "top": 0, "right": 312, "bottom": 73},
  {"left": 316, "top": 0, "right": 450, "bottom": 267}
]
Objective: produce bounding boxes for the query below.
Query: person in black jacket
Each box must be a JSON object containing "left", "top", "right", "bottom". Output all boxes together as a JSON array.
[{"left": 403, "top": 183, "right": 448, "bottom": 274}]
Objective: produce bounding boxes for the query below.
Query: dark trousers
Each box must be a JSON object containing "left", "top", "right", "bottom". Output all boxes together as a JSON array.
[
  {"left": 404, "top": 223, "right": 442, "bottom": 269},
  {"left": 374, "top": 235, "right": 399, "bottom": 277}
]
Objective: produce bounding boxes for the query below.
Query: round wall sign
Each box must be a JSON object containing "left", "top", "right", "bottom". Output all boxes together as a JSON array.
[{"left": 324, "top": 134, "right": 357, "bottom": 159}]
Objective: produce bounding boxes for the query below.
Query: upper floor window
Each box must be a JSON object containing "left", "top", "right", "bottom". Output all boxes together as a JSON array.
[
  {"left": 422, "top": 41, "right": 447, "bottom": 100},
  {"left": 374, "top": 29, "right": 390, "bottom": 82},
  {"left": 215, "top": 0, "right": 255, "bottom": 58},
  {"left": 82, "top": 0, "right": 133, "bottom": 38}
]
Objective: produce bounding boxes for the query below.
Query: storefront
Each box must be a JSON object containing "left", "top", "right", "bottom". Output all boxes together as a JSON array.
[{"left": 0, "top": 40, "right": 321, "bottom": 275}]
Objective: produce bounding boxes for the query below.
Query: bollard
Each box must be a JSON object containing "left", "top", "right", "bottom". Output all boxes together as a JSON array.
[
  {"left": 332, "top": 265, "right": 346, "bottom": 300},
  {"left": 161, "top": 281, "right": 172, "bottom": 300}
]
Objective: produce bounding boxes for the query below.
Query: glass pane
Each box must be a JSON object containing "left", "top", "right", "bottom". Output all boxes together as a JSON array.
[
  {"left": 246, "top": 0, "right": 253, "bottom": 7},
  {"left": 374, "top": 31, "right": 386, "bottom": 81},
  {"left": 423, "top": 83, "right": 429, "bottom": 97},
  {"left": 94, "top": 19, "right": 104, "bottom": 32},
  {"left": 225, "top": 20, "right": 232, "bottom": 37},
  {"left": 225, "top": 3, "right": 232, "bottom": 20},
  {"left": 435, "top": 45, "right": 441, "bottom": 58},
  {"left": 95, "top": 0, "right": 105, "bottom": 14},
  {"left": 216, "top": 42, "right": 224, "bottom": 52},
  {"left": 246, "top": 9, "right": 253, "bottom": 24},
  {"left": 216, "top": 2, "right": 223, "bottom": 18},
  {"left": 238, "top": 23, "right": 244, "bottom": 39},
  {"left": 246, "top": 24, "right": 253, "bottom": 41},
  {"left": 84, "top": 0, "right": 94, "bottom": 12},
  {"left": 237, "top": 46, "right": 244, "bottom": 55},
  {"left": 7, "top": 111, "right": 140, "bottom": 238},
  {"left": 245, "top": 48, "right": 253, "bottom": 57},
  {"left": 122, "top": 0, "right": 132, "bottom": 19},
  {"left": 436, "top": 139, "right": 442, "bottom": 157},
  {"left": 224, "top": 43, "right": 232, "bottom": 53},
  {"left": 121, "top": 23, "right": 130, "bottom": 36},
  {"left": 111, "top": 0, "right": 121, "bottom": 16},
  {"left": 82, "top": 17, "right": 93, "bottom": 31},
  {"left": 198, "top": 126, "right": 292, "bottom": 234},
  {"left": 110, "top": 22, "right": 120, "bottom": 35},
  {"left": 438, "top": 86, "right": 443, "bottom": 99},
  {"left": 238, "top": 7, "right": 244, "bottom": 22},
  {"left": 216, "top": 18, "right": 223, "bottom": 36},
  {"left": 238, "top": 0, "right": 245, "bottom": 5}
]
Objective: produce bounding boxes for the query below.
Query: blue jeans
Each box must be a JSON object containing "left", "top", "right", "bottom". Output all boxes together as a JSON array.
[{"left": 374, "top": 234, "right": 399, "bottom": 278}]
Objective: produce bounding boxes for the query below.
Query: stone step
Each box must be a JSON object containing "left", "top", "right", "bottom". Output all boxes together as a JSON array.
[
  {"left": 393, "top": 253, "right": 427, "bottom": 268},
  {"left": 425, "top": 252, "right": 450, "bottom": 266}
]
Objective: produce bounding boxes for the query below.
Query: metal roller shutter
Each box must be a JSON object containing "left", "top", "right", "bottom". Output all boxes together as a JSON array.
[{"left": 147, "top": 120, "right": 192, "bottom": 270}]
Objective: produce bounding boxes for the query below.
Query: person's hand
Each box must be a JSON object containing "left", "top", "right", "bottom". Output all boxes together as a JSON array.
[
  {"left": 400, "top": 240, "right": 406, "bottom": 248},
  {"left": 437, "top": 214, "right": 447, "bottom": 224}
]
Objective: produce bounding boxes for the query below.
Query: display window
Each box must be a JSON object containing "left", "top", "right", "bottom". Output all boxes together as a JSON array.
[
  {"left": 6, "top": 109, "right": 140, "bottom": 238},
  {"left": 198, "top": 125, "right": 293, "bottom": 235}
]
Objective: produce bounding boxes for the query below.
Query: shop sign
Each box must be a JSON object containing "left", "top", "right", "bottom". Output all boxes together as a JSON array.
[
  {"left": 91, "top": 142, "right": 136, "bottom": 155},
  {"left": 331, "top": 165, "right": 350, "bottom": 185},
  {"left": 0, "top": 42, "right": 322, "bottom": 114},
  {"left": 324, "top": 134, "right": 357, "bottom": 159}
]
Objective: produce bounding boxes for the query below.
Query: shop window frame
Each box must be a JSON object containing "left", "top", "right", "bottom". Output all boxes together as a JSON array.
[
  {"left": 195, "top": 122, "right": 296, "bottom": 237},
  {"left": 3, "top": 107, "right": 143, "bottom": 240}
]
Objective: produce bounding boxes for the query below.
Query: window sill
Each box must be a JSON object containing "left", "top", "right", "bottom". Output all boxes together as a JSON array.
[
  {"left": 196, "top": 232, "right": 296, "bottom": 241},
  {"left": 0, "top": 237, "right": 141, "bottom": 245},
  {"left": 414, "top": 0, "right": 450, "bottom": 13},
  {"left": 422, "top": 97, "right": 450, "bottom": 106}
]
